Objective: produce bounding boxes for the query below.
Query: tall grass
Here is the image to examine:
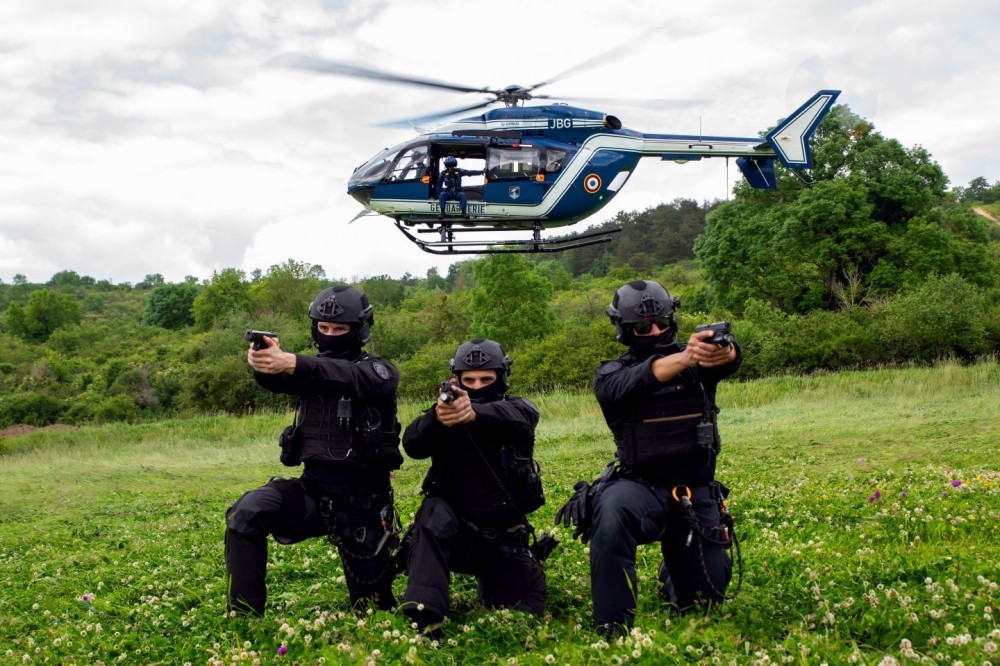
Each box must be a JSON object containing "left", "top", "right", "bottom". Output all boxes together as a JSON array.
[{"left": 1, "top": 361, "right": 998, "bottom": 664}]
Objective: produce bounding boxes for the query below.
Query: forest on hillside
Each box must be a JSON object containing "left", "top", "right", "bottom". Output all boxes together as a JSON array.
[{"left": 2, "top": 105, "right": 1000, "bottom": 430}]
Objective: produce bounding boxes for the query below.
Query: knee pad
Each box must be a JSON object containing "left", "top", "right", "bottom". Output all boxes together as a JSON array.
[
  {"left": 225, "top": 483, "right": 286, "bottom": 536},
  {"left": 413, "top": 497, "right": 460, "bottom": 540}
]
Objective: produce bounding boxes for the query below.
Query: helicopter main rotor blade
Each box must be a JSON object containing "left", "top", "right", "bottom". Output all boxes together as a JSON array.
[
  {"left": 526, "top": 20, "right": 704, "bottom": 93},
  {"left": 554, "top": 95, "right": 708, "bottom": 110},
  {"left": 376, "top": 98, "right": 499, "bottom": 128},
  {"left": 267, "top": 52, "right": 496, "bottom": 96}
]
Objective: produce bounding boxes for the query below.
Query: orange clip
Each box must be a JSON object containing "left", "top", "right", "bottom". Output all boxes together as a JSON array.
[{"left": 671, "top": 486, "right": 693, "bottom": 503}]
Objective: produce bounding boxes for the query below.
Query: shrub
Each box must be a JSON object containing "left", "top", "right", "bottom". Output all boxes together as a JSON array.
[
  {"left": 178, "top": 356, "right": 291, "bottom": 414},
  {"left": 879, "top": 274, "right": 993, "bottom": 362},
  {"left": 92, "top": 395, "right": 141, "bottom": 423},
  {"left": 0, "top": 391, "right": 64, "bottom": 427},
  {"left": 396, "top": 341, "right": 457, "bottom": 402},
  {"left": 513, "top": 319, "right": 620, "bottom": 392}
]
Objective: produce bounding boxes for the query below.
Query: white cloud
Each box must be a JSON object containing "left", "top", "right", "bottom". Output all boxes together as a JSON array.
[{"left": 1, "top": 0, "right": 998, "bottom": 284}]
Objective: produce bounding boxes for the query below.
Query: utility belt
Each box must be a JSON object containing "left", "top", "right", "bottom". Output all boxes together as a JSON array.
[
  {"left": 459, "top": 517, "right": 532, "bottom": 548},
  {"left": 318, "top": 490, "right": 393, "bottom": 512},
  {"left": 317, "top": 489, "right": 400, "bottom": 558}
]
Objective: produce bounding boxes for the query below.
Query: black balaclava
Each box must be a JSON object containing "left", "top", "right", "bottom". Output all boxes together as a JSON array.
[
  {"left": 626, "top": 328, "right": 680, "bottom": 359},
  {"left": 460, "top": 373, "right": 504, "bottom": 403},
  {"left": 313, "top": 322, "right": 363, "bottom": 359}
]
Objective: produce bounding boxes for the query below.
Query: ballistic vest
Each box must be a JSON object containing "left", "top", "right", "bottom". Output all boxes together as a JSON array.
[
  {"left": 613, "top": 373, "right": 717, "bottom": 471},
  {"left": 298, "top": 394, "right": 402, "bottom": 469}
]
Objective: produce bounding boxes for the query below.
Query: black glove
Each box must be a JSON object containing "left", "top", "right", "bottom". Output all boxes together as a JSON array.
[
  {"left": 528, "top": 533, "right": 560, "bottom": 562},
  {"left": 554, "top": 480, "right": 593, "bottom": 543}
]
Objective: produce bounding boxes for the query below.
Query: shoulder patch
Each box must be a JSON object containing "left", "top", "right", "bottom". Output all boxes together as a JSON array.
[
  {"left": 372, "top": 362, "right": 391, "bottom": 380},
  {"left": 596, "top": 360, "right": 624, "bottom": 376}
]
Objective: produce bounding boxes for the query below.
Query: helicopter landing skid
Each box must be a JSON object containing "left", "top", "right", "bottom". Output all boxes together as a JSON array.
[{"left": 393, "top": 219, "right": 621, "bottom": 255}]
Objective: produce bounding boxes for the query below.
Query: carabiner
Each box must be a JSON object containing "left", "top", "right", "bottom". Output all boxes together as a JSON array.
[{"left": 671, "top": 485, "right": 693, "bottom": 504}]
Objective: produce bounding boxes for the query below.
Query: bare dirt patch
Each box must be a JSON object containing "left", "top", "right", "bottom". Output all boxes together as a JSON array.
[
  {"left": 0, "top": 423, "right": 74, "bottom": 439},
  {"left": 973, "top": 206, "right": 1000, "bottom": 225}
]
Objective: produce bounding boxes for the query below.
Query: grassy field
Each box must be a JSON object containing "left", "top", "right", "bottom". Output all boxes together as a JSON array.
[{"left": 1, "top": 361, "right": 998, "bottom": 665}]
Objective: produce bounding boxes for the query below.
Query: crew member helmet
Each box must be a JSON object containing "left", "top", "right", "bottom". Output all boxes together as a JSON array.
[
  {"left": 450, "top": 338, "right": 512, "bottom": 391},
  {"left": 606, "top": 279, "right": 680, "bottom": 343},
  {"left": 443, "top": 156, "right": 458, "bottom": 167},
  {"left": 308, "top": 285, "right": 374, "bottom": 345}
]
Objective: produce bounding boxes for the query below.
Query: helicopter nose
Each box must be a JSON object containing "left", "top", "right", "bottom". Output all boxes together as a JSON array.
[{"left": 348, "top": 186, "right": 372, "bottom": 207}]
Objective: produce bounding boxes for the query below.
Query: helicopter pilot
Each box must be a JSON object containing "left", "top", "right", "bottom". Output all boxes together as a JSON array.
[{"left": 437, "top": 156, "right": 483, "bottom": 220}]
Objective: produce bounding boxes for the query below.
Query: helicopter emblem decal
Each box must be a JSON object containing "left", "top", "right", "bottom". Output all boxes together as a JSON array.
[
  {"left": 583, "top": 174, "right": 602, "bottom": 194},
  {"left": 269, "top": 51, "right": 839, "bottom": 255}
]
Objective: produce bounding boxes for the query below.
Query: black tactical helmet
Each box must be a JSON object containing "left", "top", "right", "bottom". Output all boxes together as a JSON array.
[
  {"left": 309, "top": 285, "right": 374, "bottom": 345},
  {"left": 450, "top": 338, "right": 512, "bottom": 391},
  {"left": 607, "top": 279, "right": 681, "bottom": 342},
  {"left": 444, "top": 156, "right": 458, "bottom": 167}
]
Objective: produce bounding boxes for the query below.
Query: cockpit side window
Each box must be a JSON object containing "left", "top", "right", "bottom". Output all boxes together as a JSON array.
[
  {"left": 486, "top": 147, "right": 541, "bottom": 181},
  {"left": 388, "top": 145, "right": 430, "bottom": 182},
  {"left": 544, "top": 149, "right": 567, "bottom": 173}
]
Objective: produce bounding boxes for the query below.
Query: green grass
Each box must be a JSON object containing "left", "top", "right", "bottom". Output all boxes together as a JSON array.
[{"left": 2, "top": 362, "right": 999, "bottom": 664}]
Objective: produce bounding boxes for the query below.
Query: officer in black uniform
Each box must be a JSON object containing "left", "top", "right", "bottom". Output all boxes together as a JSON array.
[
  {"left": 225, "top": 285, "right": 403, "bottom": 616},
  {"left": 436, "top": 155, "right": 483, "bottom": 219},
  {"left": 555, "top": 279, "right": 740, "bottom": 635},
  {"left": 400, "top": 339, "right": 546, "bottom": 635}
]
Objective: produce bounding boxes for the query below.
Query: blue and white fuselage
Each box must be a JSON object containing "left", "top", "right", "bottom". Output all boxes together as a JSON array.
[{"left": 347, "top": 90, "right": 839, "bottom": 231}]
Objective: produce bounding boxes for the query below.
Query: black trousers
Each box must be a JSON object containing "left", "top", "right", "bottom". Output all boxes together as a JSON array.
[
  {"left": 401, "top": 497, "right": 545, "bottom": 623},
  {"left": 589, "top": 478, "right": 732, "bottom": 629},
  {"left": 224, "top": 477, "right": 396, "bottom": 615}
]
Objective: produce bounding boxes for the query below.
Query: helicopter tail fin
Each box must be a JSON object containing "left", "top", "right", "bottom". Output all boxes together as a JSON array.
[
  {"left": 737, "top": 157, "right": 777, "bottom": 189},
  {"left": 765, "top": 90, "right": 840, "bottom": 169}
]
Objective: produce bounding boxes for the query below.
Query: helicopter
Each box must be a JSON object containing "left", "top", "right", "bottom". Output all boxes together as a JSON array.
[{"left": 271, "top": 53, "right": 840, "bottom": 255}]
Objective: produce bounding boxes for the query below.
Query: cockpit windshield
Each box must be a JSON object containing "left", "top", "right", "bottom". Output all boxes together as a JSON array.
[{"left": 349, "top": 142, "right": 406, "bottom": 187}]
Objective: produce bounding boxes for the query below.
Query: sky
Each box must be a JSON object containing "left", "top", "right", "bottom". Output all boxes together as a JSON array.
[{"left": 2, "top": 0, "right": 998, "bottom": 286}]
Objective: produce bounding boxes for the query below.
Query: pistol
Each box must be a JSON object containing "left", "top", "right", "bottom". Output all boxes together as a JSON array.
[
  {"left": 695, "top": 321, "right": 734, "bottom": 347},
  {"left": 245, "top": 329, "right": 278, "bottom": 351},
  {"left": 438, "top": 380, "right": 458, "bottom": 404}
]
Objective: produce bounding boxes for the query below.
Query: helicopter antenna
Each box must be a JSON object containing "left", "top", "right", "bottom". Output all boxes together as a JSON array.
[{"left": 725, "top": 157, "right": 730, "bottom": 201}]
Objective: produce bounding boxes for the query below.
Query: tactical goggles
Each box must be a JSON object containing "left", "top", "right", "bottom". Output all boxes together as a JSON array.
[{"left": 629, "top": 318, "right": 671, "bottom": 335}]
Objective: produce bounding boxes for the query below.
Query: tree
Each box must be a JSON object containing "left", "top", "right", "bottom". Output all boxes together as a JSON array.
[
  {"left": 6, "top": 289, "right": 83, "bottom": 342},
  {"left": 192, "top": 268, "right": 250, "bottom": 332},
  {"left": 47, "top": 270, "right": 85, "bottom": 287},
  {"left": 695, "top": 104, "right": 982, "bottom": 313},
  {"left": 136, "top": 273, "right": 166, "bottom": 290},
  {"left": 360, "top": 275, "right": 406, "bottom": 308},
  {"left": 248, "top": 259, "right": 324, "bottom": 320},
  {"left": 469, "top": 254, "right": 554, "bottom": 345},
  {"left": 141, "top": 281, "right": 198, "bottom": 330},
  {"left": 425, "top": 267, "right": 448, "bottom": 291}
]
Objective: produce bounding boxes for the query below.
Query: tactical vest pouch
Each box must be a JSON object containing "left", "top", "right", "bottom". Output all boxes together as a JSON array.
[
  {"left": 503, "top": 448, "right": 545, "bottom": 514},
  {"left": 623, "top": 389, "right": 708, "bottom": 466},
  {"left": 278, "top": 424, "right": 302, "bottom": 467},
  {"left": 300, "top": 431, "right": 356, "bottom": 463}
]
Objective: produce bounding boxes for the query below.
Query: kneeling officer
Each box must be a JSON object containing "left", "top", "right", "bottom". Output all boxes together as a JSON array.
[
  {"left": 556, "top": 279, "right": 741, "bottom": 636},
  {"left": 225, "top": 285, "right": 403, "bottom": 616},
  {"left": 400, "top": 339, "right": 547, "bottom": 635}
]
